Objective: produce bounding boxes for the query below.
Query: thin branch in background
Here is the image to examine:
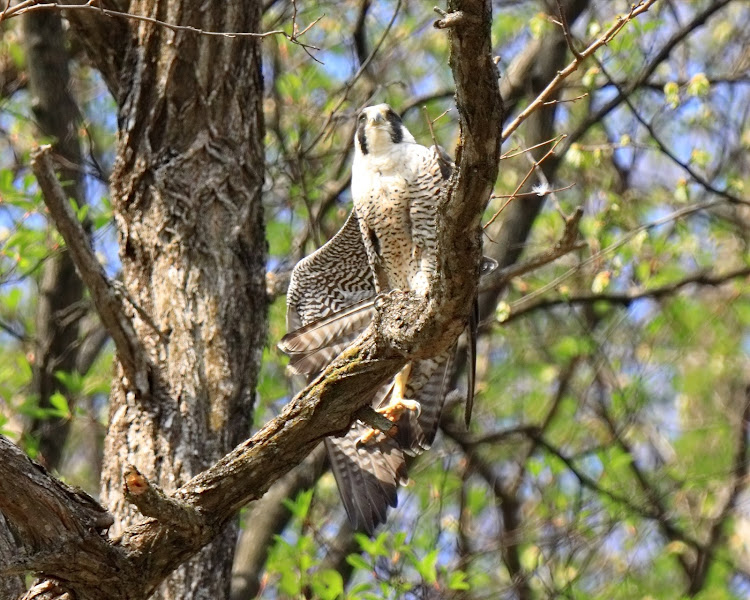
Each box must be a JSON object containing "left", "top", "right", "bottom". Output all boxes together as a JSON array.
[
  {"left": 421, "top": 105, "right": 440, "bottom": 149},
  {"left": 543, "top": 91, "right": 588, "bottom": 106},
  {"left": 491, "top": 182, "right": 575, "bottom": 200},
  {"left": 441, "top": 413, "right": 532, "bottom": 599},
  {"left": 595, "top": 58, "right": 750, "bottom": 207},
  {"left": 0, "top": 317, "right": 27, "bottom": 342},
  {"left": 553, "top": 0, "right": 582, "bottom": 60},
  {"left": 530, "top": 433, "right": 705, "bottom": 552},
  {"left": 30, "top": 145, "right": 150, "bottom": 397},
  {"left": 484, "top": 135, "right": 567, "bottom": 229},
  {"left": 687, "top": 385, "right": 750, "bottom": 594},
  {"left": 593, "top": 379, "right": 694, "bottom": 578},
  {"left": 501, "top": 0, "right": 658, "bottom": 142},
  {"left": 352, "top": 0, "right": 372, "bottom": 69},
  {"left": 503, "top": 196, "right": 734, "bottom": 316},
  {"left": 560, "top": 0, "right": 734, "bottom": 155},
  {"left": 1, "top": 0, "right": 323, "bottom": 58},
  {"left": 502, "top": 266, "right": 750, "bottom": 323},
  {"left": 302, "top": 0, "right": 402, "bottom": 154},
  {"left": 500, "top": 135, "right": 564, "bottom": 160},
  {"left": 481, "top": 207, "right": 585, "bottom": 294}
]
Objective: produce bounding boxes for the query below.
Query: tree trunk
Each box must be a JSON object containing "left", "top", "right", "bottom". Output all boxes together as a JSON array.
[{"left": 94, "top": 3, "right": 266, "bottom": 598}]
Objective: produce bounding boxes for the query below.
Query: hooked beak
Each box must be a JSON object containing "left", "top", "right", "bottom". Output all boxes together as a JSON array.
[{"left": 370, "top": 111, "right": 386, "bottom": 125}]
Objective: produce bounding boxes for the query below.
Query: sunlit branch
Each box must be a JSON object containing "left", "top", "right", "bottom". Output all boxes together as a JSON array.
[
  {"left": 484, "top": 135, "right": 567, "bottom": 229},
  {"left": 560, "top": 0, "right": 734, "bottom": 156},
  {"left": 30, "top": 145, "right": 150, "bottom": 397},
  {"left": 501, "top": 0, "right": 658, "bottom": 142},
  {"left": 597, "top": 58, "right": 750, "bottom": 208},
  {"left": 1, "top": 0, "right": 323, "bottom": 56},
  {"left": 503, "top": 266, "right": 750, "bottom": 323}
]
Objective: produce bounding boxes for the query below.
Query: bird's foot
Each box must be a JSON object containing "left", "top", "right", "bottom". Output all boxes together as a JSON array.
[
  {"left": 356, "top": 398, "right": 422, "bottom": 446},
  {"left": 379, "top": 396, "right": 422, "bottom": 421},
  {"left": 357, "top": 363, "right": 419, "bottom": 446}
]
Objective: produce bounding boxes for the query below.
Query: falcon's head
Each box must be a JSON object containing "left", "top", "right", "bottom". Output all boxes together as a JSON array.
[{"left": 354, "top": 104, "right": 416, "bottom": 158}]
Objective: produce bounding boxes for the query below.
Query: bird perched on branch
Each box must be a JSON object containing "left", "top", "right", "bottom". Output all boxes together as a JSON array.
[{"left": 279, "top": 104, "right": 487, "bottom": 533}]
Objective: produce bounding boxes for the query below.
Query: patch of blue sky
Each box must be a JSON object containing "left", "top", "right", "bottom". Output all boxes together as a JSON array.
[
  {"left": 625, "top": 297, "right": 657, "bottom": 325},
  {"left": 741, "top": 333, "right": 750, "bottom": 357}
]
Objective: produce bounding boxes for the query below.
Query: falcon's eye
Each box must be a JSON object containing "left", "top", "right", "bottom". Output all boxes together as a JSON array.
[{"left": 358, "top": 113, "right": 367, "bottom": 122}]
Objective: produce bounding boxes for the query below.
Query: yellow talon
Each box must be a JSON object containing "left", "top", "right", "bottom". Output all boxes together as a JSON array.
[{"left": 356, "top": 363, "right": 421, "bottom": 446}]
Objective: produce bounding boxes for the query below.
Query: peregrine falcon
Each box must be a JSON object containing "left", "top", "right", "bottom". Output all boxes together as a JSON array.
[{"left": 279, "top": 104, "right": 479, "bottom": 533}]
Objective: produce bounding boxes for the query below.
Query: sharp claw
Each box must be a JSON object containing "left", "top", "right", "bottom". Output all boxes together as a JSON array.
[
  {"left": 356, "top": 398, "right": 421, "bottom": 446},
  {"left": 356, "top": 428, "right": 381, "bottom": 446},
  {"left": 381, "top": 398, "right": 421, "bottom": 421}
]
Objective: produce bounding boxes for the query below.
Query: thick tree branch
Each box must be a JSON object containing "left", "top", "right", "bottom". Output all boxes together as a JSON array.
[
  {"left": 123, "top": 465, "right": 204, "bottom": 532},
  {"left": 0, "top": 436, "right": 127, "bottom": 597},
  {"left": 0, "top": 512, "right": 24, "bottom": 599}
]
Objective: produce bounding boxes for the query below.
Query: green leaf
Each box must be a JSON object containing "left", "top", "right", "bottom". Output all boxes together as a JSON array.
[
  {"left": 48, "top": 392, "right": 70, "bottom": 418},
  {"left": 346, "top": 554, "right": 371, "bottom": 572},
  {"left": 411, "top": 548, "right": 438, "bottom": 585},
  {"left": 310, "top": 569, "right": 344, "bottom": 600},
  {"left": 54, "top": 370, "right": 84, "bottom": 395},
  {"left": 686, "top": 72, "right": 710, "bottom": 97},
  {"left": 447, "top": 570, "right": 471, "bottom": 591},
  {"left": 281, "top": 488, "right": 314, "bottom": 520}
]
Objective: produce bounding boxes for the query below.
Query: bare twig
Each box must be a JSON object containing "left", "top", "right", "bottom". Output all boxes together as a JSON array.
[
  {"left": 502, "top": 0, "right": 658, "bottom": 142},
  {"left": 484, "top": 135, "right": 567, "bottom": 229},
  {"left": 504, "top": 265, "right": 750, "bottom": 323},
  {"left": 491, "top": 183, "right": 575, "bottom": 200},
  {"left": 30, "top": 145, "right": 150, "bottom": 397},
  {"left": 422, "top": 105, "right": 440, "bottom": 149},
  {"left": 302, "top": 0, "right": 402, "bottom": 154},
  {"left": 481, "top": 207, "right": 585, "bottom": 295},
  {"left": 554, "top": 0, "right": 582, "bottom": 60},
  {"left": 0, "top": 0, "right": 322, "bottom": 55}
]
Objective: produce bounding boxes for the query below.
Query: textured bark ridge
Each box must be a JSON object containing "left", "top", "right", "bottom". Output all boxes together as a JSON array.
[
  {"left": 98, "top": 1, "right": 267, "bottom": 597},
  {"left": 1, "top": 1, "right": 501, "bottom": 599}
]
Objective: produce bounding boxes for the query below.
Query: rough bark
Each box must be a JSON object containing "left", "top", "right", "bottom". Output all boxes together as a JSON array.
[
  {"left": 23, "top": 8, "right": 86, "bottom": 471},
  {"left": 95, "top": 1, "right": 267, "bottom": 598},
  {"left": 0, "top": 512, "right": 24, "bottom": 599}
]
